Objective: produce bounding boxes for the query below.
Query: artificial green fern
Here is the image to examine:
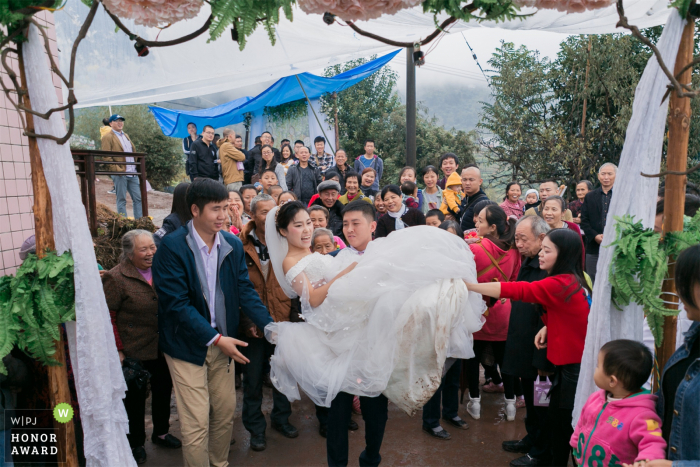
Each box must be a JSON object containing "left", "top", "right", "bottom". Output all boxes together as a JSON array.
[
  {"left": 609, "top": 211, "right": 700, "bottom": 346},
  {"left": 0, "top": 250, "right": 75, "bottom": 374},
  {"left": 209, "top": 0, "right": 295, "bottom": 50}
]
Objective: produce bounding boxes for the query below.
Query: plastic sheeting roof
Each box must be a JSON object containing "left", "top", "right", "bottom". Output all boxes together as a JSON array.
[
  {"left": 55, "top": 0, "right": 672, "bottom": 108},
  {"left": 150, "top": 49, "right": 400, "bottom": 138}
]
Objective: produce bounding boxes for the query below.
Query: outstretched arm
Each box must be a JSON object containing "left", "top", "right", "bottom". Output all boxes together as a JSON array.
[{"left": 464, "top": 281, "right": 502, "bottom": 299}]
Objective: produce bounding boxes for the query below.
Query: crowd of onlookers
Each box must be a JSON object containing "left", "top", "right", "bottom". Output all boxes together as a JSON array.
[{"left": 2, "top": 118, "right": 694, "bottom": 467}]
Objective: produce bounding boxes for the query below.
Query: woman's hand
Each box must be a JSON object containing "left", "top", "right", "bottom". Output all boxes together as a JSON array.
[
  {"left": 535, "top": 326, "right": 548, "bottom": 349},
  {"left": 118, "top": 350, "right": 125, "bottom": 365},
  {"left": 231, "top": 205, "right": 243, "bottom": 231}
]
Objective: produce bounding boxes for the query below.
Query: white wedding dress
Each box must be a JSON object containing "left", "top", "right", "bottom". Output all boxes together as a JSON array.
[{"left": 264, "top": 214, "right": 485, "bottom": 415}]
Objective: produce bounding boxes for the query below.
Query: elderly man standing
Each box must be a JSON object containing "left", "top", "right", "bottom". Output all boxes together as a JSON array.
[
  {"left": 501, "top": 216, "right": 554, "bottom": 467},
  {"left": 580, "top": 162, "right": 617, "bottom": 282},
  {"left": 101, "top": 114, "right": 143, "bottom": 218},
  {"left": 239, "top": 194, "right": 299, "bottom": 451},
  {"left": 217, "top": 128, "right": 246, "bottom": 192},
  {"left": 311, "top": 180, "right": 344, "bottom": 238},
  {"left": 459, "top": 165, "right": 489, "bottom": 231},
  {"left": 524, "top": 180, "right": 573, "bottom": 221}
]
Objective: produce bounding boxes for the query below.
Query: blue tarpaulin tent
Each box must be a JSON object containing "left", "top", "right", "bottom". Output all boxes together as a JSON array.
[{"left": 149, "top": 50, "right": 400, "bottom": 139}]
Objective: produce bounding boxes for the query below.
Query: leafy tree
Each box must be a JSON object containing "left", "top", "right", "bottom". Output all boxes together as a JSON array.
[
  {"left": 73, "top": 105, "right": 184, "bottom": 190},
  {"left": 321, "top": 56, "right": 477, "bottom": 186},
  {"left": 481, "top": 28, "right": 700, "bottom": 192}
]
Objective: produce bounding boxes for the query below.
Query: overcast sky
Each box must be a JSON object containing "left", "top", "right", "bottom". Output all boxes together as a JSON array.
[{"left": 386, "top": 27, "right": 572, "bottom": 94}]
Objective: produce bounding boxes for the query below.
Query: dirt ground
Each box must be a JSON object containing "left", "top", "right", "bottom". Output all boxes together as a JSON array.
[
  {"left": 140, "top": 379, "right": 527, "bottom": 467},
  {"left": 94, "top": 176, "right": 172, "bottom": 228}
]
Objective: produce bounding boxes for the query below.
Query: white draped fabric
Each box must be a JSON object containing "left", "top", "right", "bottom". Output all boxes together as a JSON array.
[
  {"left": 572, "top": 10, "right": 686, "bottom": 426},
  {"left": 23, "top": 24, "right": 135, "bottom": 466},
  {"left": 55, "top": 0, "right": 671, "bottom": 108},
  {"left": 307, "top": 98, "right": 335, "bottom": 152}
]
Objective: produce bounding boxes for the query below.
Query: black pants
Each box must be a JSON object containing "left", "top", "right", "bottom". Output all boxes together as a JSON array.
[
  {"left": 242, "top": 338, "right": 292, "bottom": 435},
  {"left": 466, "top": 340, "right": 515, "bottom": 399},
  {"left": 327, "top": 392, "right": 388, "bottom": 467},
  {"left": 547, "top": 364, "right": 580, "bottom": 466},
  {"left": 422, "top": 360, "right": 461, "bottom": 429},
  {"left": 520, "top": 376, "right": 551, "bottom": 461},
  {"left": 123, "top": 354, "right": 173, "bottom": 448}
]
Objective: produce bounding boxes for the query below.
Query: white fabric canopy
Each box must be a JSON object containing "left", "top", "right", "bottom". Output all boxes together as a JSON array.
[{"left": 55, "top": 0, "right": 671, "bottom": 108}]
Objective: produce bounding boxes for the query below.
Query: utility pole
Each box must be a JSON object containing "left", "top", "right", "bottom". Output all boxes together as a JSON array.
[
  {"left": 580, "top": 36, "right": 592, "bottom": 138},
  {"left": 406, "top": 47, "right": 416, "bottom": 167},
  {"left": 656, "top": 17, "right": 695, "bottom": 382},
  {"left": 18, "top": 44, "right": 79, "bottom": 466}
]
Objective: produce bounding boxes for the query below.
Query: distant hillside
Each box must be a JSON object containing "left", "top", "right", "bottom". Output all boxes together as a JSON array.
[{"left": 398, "top": 83, "right": 493, "bottom": 132}]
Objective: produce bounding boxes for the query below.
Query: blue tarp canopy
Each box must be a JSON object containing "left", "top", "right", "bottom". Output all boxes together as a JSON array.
[{"left": 150, "top": 50, "right": 400, "bottom": 139}]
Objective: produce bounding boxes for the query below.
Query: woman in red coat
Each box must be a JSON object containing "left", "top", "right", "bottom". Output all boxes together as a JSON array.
[
  {"left": 465, "top": 205, "right": 522, "bottom": 422},
  {"left": 465, "top": 228, "right": 590, "bottom": 467}
]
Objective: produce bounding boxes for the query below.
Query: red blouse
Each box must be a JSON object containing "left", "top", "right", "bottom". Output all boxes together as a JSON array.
[{"left": 500, "top": 274, "right": 589, "bottom": 366}]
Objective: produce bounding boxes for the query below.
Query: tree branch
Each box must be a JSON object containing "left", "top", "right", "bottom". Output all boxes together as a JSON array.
[
  {"left": 344, "top": 3, "right": 477, "bottom": 48},
  {"left": 641, "top": 162, "right": 700, "bottom": 178}
]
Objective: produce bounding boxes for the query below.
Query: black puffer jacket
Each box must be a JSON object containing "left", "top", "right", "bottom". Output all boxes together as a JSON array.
[
  {"left": 311, "top": 197, "right": 344, "bottom": 239},
  {"left": 154, "top": 213, "right": 183, "bottom": 248}
]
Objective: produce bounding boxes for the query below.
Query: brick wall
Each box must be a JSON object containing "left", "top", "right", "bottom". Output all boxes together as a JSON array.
[{"left": 0, "top": 11, "right": 61, "bottom": 275}]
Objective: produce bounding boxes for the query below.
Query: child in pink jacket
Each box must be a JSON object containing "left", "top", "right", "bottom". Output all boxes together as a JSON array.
[{"left": 571, "top": 339, "right": 667, "bottom": 466}]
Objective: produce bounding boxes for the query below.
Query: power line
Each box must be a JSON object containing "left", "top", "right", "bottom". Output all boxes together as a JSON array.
[{"left": 461, "top": 33, "right": 491, "bottom": 86}]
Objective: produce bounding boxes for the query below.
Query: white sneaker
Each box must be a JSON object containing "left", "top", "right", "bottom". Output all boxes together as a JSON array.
[
  {"left": 505, "top": 397, "right": 517, "bottom": 421},
  {"left": 467, "top": 396, "right": 481, "bottom": 420}
]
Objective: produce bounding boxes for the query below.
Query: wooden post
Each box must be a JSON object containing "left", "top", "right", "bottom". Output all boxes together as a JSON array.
[
  {"left": 18, "top": 45, "right": 79, "bottom": 467},
  {"left": 656, "top": 17, "right": 696, "bottom": 380}
]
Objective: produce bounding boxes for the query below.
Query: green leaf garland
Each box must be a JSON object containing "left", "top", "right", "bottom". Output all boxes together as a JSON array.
[
  {"left": 0, "top": 250, "right": 75, "bottom": 375},
  {"left": 609, "top": 211, "right": 700, "bottom": 346}
]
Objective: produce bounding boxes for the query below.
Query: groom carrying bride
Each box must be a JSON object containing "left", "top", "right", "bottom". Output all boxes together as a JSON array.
[{"left": 326, "top": 201, "right": 388, "bottom": 467}]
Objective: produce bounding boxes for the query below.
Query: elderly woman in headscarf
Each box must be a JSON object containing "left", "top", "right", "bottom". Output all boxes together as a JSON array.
[{"left": 102, "top": 230, "right": 181, "bottom": 464}]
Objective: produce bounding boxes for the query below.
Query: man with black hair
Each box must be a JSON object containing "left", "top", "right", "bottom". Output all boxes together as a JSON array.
[
  {"left": 325, "top": 201, "right": 388, "bottom": 467},
  {"left": 293, "top": 139, "right": 305, "bottom": 158},
  {"left": 244, "top": 136, "right": 262, "bottom": 184},
  {"left": 238, "top": 194, "right": 299, "bottom": 451},
  {"left": 286, "top": 146, "right": 322, "bottom": 205},
  {"left": 251, "top": 131, "right": 281, "bottom": 174},
  {"left": 188, "top": 125, "right": 219, "bottom": 181},
  {"left": 353, "top": 139, "right": 383, "bottom": 191},
  {"left": 152, "top": 178, "right": 273, "bottom": 467},
  {"left": 425, "top": 209, "right": 445, "bottom": 227},
  {"left": 280, "top": 138, "right": 290, "bottom": 147},
  {"left": 313, "top": 136, "right": 335, "bottom": 175},
  {"left": 437, "top": 153, "right": 459, "bottom": 190}
]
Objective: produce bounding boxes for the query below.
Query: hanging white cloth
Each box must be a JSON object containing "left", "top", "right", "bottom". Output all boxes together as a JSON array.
[
  {"left": 248, "top": 111, "right": 265, "bottom": 150},
  {"left": 307, "top": 98, "right": 334, "bottom": 152},
  {"left": 572, "top": 11, "right": 686, "bottom": 426},
  {"left": 23, "top": 23, "right": 135, "bottom": 466}
]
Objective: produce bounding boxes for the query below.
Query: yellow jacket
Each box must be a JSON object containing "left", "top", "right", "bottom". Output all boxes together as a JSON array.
[
  {"left": 217, "top": 139, "right": 245, "bottom": 185},
  {"left": 100, "top": 130, "right": 135, "bottom": 172},
  {"left": 440, "top": 172, "right": 464, "bottom": 215}
]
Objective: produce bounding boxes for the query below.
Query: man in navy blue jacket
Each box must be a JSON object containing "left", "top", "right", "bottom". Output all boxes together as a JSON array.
[{"left": 153, "top": 178, "right": 273, "bottom": 467}]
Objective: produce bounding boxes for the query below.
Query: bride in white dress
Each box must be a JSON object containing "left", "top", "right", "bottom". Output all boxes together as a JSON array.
[{"left": 263, "top": 201, "right": 485, "bottom": 415}]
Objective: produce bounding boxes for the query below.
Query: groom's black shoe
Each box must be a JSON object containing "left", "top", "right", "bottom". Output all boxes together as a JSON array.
[
  {"left": 250, "top": 433, "right": 267, "bottom": 451},
  {"left": 151, "top": 433, "right": 182, "bottom": 448},
  {"left": 502, "top": 438, "right": 532, "bottom": 453},
  {"left": 348, "top": 419, "right": 359, "bottom": 431},
  {"left": 272, "top": 421, "right": 299, "bottom": 439},
  {"left": 319, "top": 424, "right": 327, "bottom": 438},
  {"left": 422, "top": 425, "right": 451, "bottom": 440}
]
